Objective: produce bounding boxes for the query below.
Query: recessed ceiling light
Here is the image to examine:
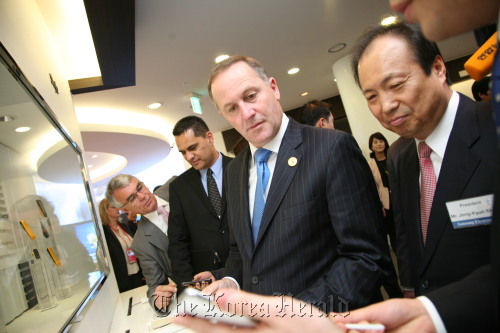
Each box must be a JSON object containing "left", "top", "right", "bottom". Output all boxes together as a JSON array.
[
  {"left": 288, "top": 67, "right": 300, "bottom": 75},
  {"left": 380, "top": 15, "right": 397, "bottom": 26},
  {"left": 88, "top": 164, "right": 94, "bottom": 168},
  {"left": 148, "top": 102, "right": 162, "bottom": 109},
  {"left": 0, "top": 115, "right": 14, "bottom": 122},
  {"left": 328, "top": 43, "right": 347, "bottom": 53},
  {"left": 301, "top": 92, "right": 309, "bottom": 96},
  {"left": 92, "top": 154, "right": 98, "bottom": 158},
  {"left": 15, "top": 126, "right": 31, "bottom": 133},
  {"left": 215, "top": 54, "right": 229, "bottom": 63}
]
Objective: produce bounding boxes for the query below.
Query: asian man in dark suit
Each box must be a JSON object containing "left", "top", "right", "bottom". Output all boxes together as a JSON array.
[
  {"left": 202, "top": 55, "right": 391, "bottom": 311},
  {"left": 106, "top": 174, "right": 176, "bottom": 315},
  {"left": 168, "top": 116, "right": 232, "bottom": 289},
  {"left": 351, "top": 21, "right": 496, "bottom": 301}
]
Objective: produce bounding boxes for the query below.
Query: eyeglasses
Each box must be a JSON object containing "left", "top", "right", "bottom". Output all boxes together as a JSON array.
[{"left": 118, "top": 182, "right": 148, "bottom": 208}]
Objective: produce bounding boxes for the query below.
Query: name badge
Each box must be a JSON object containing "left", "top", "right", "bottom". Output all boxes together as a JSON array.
[{"left": 445, "top": 194, "right": 494, "bottom": 229}]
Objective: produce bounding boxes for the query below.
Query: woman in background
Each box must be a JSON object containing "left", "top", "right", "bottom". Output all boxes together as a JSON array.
[
  {"left": 99, "top": 198, "right": 145, "bottom": 292},
  {"left": 368, "top": 132, "right": 402, "bottom": 298}
]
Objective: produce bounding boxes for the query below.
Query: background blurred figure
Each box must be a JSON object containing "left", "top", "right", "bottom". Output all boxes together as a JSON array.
[
  {"left": 368, "top": 132, "right": 397, "bottom": 249},
  {"left": 153, "top": 176, "right": 178, "bottom": 202},
  {"left": 299, "top": 100, "right": 335, "bottom": 128},
  {"left": 231, "top": 137, "right": 249, "bottom": 156},
  {"left": 99, "top": 198, "right": 145, "bottom": 292},
  {"left": 119, "top": 209, "right": 138, "bottom": 235},
  {"left": 471, "top": 76, "right": 492, "bottom": 102},
  {"left": 368, "top": 132, "right": 402, "bottom": 299}
]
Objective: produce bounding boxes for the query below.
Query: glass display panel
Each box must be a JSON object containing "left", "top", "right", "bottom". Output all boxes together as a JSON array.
[{"left": 0, "top": 44, "right": 107, "bottom": 332}]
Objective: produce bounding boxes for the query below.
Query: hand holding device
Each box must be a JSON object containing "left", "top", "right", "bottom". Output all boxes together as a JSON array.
[{"left": 181, "top": 278, "right": 212, "bottom": 290}]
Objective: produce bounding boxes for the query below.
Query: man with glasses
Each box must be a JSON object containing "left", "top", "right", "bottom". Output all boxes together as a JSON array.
[{"left": 106, "top": 174, "right": 177, "bottom": 315}]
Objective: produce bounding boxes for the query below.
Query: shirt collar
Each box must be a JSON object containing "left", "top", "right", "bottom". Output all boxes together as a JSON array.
[
  {"left": 416, "top": 90, "right": 459, "bottom": 159},
  {"left": 144, "top": 195, "right": 168, "bottom": 219},
  {"left": 249, "top": 113, "right": 289, "bottom": 160},
  {"left": 199, "top": 152, "right": 222, "bottom": 178}
]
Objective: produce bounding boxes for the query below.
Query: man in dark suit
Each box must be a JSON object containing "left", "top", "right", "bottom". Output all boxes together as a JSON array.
[
  {"left": 174, "top": 2, "right": 500, "bottom": 333},
  {"left": 202, "top": 55, "right": 391, "bottom": 312},
  {"left": 168, "top": 116, "right": 232, "bottom": 288},
  {"left": 351, "top": 22, "right": 496, "bottom": 301},
  {"left": 106, "top": 174, "right": 176, "bottom": 315}
]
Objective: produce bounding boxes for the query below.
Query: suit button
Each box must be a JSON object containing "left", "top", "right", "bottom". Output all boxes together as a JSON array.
[
  {"left": 220, "top": 230, "right": 225, "bottom": 234},
  {"left": 421, "top": 280, "right": 429, "bottom": 289},
  {"left": 251, "top": 276, "right": 259, "bottom": 284}
]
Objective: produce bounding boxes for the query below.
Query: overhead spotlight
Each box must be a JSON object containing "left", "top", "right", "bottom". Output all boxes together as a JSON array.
[
  {"left": 15, "top": 127, "right": 31, "bottom": 133},
  {"left": 301, "top": 92, "right": 309, "bottom": 97},
  {"left": 380, "top": 14, "right": 397, "bottom": 26},
  {"left": 288, "top": 67, "right": 300, "bottom": 75},
  {"left": 148, "top": 102, "right": 162, "bottom": 109},
  {"left": 215, "top": 54, "right": 229, "bottom": 63}
]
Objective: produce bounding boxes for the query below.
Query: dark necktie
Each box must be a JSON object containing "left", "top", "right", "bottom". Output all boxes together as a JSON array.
[
  {"left": 418, "top": 141, "right": 436, "bottom": 244},
  {"left": 207, "top": 168, "right": 222, "bottom": 217},
  {"left": 252, "top": 148, "right": 272, "bottom": 244}
]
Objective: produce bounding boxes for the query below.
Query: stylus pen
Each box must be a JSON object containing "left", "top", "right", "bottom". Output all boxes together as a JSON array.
[{"left": 345, "top": 323, "right": 385, "bottom": 331}]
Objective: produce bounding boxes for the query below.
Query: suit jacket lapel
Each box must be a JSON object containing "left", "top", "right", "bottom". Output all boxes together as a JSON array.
[
  {"left": 235, "top": 149, "right": 254, "bottom": 257},
  {"left": 423, "top": 94, "right": 481, "bottom": 263},
  {"left": 186, "top": 167, "right": 218, "bottom": 217},
  {"left": 400, "top": 143, "right": 425, "bottom": 262},
  {"left": 220, "top": 155, "right": 232, "bottom": 217},
  {"left": 255, "top": 120, "right": 302, "bottom": 246}
]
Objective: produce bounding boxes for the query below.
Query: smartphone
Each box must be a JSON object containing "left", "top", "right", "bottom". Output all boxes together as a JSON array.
[
  {"left": 181, "top": 278, "right": 212, "bottom": 287},
  {"left": 176, "top": 288, "right": 256, "bottom": 327}
]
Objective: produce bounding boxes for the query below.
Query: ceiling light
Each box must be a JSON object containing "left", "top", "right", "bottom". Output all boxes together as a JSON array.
[
  {"left": 380, "top": 15, "right": 397, "bottom": 26},
  {"left": 0, "top": 115, "right": 14, "bottom": 122},
  {"left": 38, "top": 0, "right": 101, "bottom": 81},
  {"left": 288, "top": 67, "right": 300, "bottom": 75},
  {"left": 88, "top": 164, "right": 94, "bottom": 168},
  {"left": 189, "top": 93, "right": 203, "bottom": 114},
  {"left": 92, "top": 154, "right": 98, "bottom": 158},
  {"left": 328, "top": 43, "right": 347, "bottom": 53},
  {"left": 15, "top": 127, "right": 31, "bottom": 133},
  {"left": 215, "top": 55, "right": 229, "bottom": 63},
  {"left": 301, "top": 92, "right": 309, "bottom": 96},
  {"left": 148, "top": 102, "right": 162, "bottom": 109}
]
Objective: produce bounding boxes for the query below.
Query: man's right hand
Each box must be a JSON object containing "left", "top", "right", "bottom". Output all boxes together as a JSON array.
[
  {"left": 153, "top": 283, "right": 177, "bottom": 312},
  {"left": 201, "top": 277, "right": 237, "bottom": 295}
]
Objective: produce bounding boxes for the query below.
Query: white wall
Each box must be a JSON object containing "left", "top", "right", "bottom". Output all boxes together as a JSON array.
[{"left": 0, "top": 1, "right": 118, "bottom": 332}]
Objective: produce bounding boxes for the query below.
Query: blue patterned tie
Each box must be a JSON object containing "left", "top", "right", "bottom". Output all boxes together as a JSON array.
[{"left": 252, "top": 148, "right": 272, "bottom": 244}]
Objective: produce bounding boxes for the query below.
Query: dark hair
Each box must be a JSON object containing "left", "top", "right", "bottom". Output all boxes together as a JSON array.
[
  {"left": 368, "top": 132, "right": 389, "bottom": 159},
  {"left": 208, "top": 55, "right": 270, "bottom": 103},
  {"left": 172, "top": 115, "right": 210, "bottom": 137},
  {"left": 299, "top": 100, "right": 333, "bottom": 126},
  {"left": 471, "top": 76, "right": 491, "bottom": 101},
  {"left": 351, "top": 21, "right": 451, "bottom": 88}
]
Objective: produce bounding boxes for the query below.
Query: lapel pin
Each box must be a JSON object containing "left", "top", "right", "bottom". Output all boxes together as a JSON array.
[{"left": 288, "top": 157, "right": 298, "bottom": 167}]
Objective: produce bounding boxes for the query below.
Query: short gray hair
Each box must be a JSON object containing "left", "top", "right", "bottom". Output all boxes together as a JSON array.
[
  {"left": 105, "top": 174, "right": 138, "bottom": 208},
  {"left": 208, "top": 55, "right": 270, "bottom": 103}
]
